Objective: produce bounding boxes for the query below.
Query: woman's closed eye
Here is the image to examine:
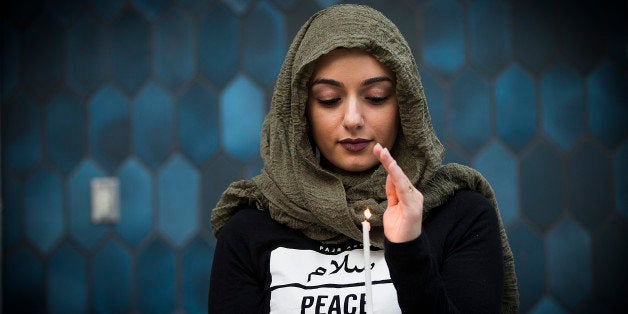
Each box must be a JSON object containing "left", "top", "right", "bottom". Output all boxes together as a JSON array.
[
  {"left": 366, "top": 95, "right": 390, "bottom": 104},
  {"left": 317, "top": 97, "right": 341, "bottom": 106}
]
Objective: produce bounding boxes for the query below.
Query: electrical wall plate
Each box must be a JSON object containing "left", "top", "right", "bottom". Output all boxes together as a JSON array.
[{"left": 90, "top": 177, "right": 120, "bottom": 224}]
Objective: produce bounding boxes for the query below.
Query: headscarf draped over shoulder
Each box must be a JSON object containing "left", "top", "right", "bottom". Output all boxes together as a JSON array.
[{"left": 210, "top": 4, "right": 518, "bottom": 312}]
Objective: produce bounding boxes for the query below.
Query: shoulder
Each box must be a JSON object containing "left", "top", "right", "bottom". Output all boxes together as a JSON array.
[
  {"left": 445, "top": 189, "right": 495, "bottom": 217},
  {"left": 223, "top": 207, "right": 268, "bottom": 227},
  {"left": 424, "top": 190, "right": 499, "bottom": 236},
  {"left": 218, "top": 208, "right": 301, "bottom": 244},
  {"left": 220, "top": 208, "right": 265, "bottom": 230},
  {"left": 217, "top": 208, "right": 273, "bottom": 241}
]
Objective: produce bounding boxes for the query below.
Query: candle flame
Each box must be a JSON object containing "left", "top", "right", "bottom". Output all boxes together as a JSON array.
[{"left": 364, "top": 208, "right": 372, "bottom": 220}]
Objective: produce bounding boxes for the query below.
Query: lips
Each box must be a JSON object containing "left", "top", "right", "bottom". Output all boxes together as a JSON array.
[{"left": 339, "top": 139, "right": 372, "bottom": 152}]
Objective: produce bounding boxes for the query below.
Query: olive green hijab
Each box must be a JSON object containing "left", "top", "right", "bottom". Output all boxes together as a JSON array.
[{"left": 210, "top": 4, "right": 518, "bottom": 312}]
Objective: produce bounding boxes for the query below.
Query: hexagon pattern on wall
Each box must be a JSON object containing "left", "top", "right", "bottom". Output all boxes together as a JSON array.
[
  {"left": 92, "top": 240, "right": 132, "bottom": 313},
  {"left": 541, "top": 63, "right": 584, "bottom": 151},
  {"left": 20, "top": 13, "right": 64, "bottom": 101},
  {"left": 137, "top": 238, "right": 176, "bottom": 314},
  {"left": 90, "top": 85, "right": 131, "bottom": 172},
  {"left": 24, "top": 169, "right": 64, "bottom": 254},
  {"left": 69, "top": 160, "right": 108, "bottom": 249},
  {"left": 3, "top": 93, "right": 42, "bottom": 174},
  {"left": 199, "top": 3, "right": 239, "bottom": 88},
  {"left": 473, "top": 141, "right": 519, "bottom": 227},
  {"left": 422, "top": 0, "right": 464, "bottom": 77},
  {"left": 117, "top": 158, "right": 153, "bottom": 246},
  {"left": 220, "top": 75, "right": 265, "bottom": 163},
  {"left": 111, "top": 8, "right": 151, "bottom": 94},
  {"left": 47, "top": 242, "right": 88, "bottom": 313},
  {"left": 449, "top": 69, "right": 491, "bottom": 156},
  {"left": 158, "top": 154, "right": 200, "bottom": 247},
  {"left": 520, "top": 141, "right": 565, "bottom": 231},
  {"left": 154, "top": 7, "right": 195, "bottom": 90},
  {"left": 133, "top": 82, "right": 175, "bottom": 169},
  {"left": 2, "top": 0, "right": 626, "bottom": 313},
  {"left": 495, "top": 65, "right": 536, "bottom": 152},
  {"left": 46, "top": 90, "right": 86, "bottom": 174},
  {"left": 546, "top": 219, "right": 592, "bottom": 310},
  {"left": 66, "top": 12, "right": 107, "bottom": 95},
  {"left": 3, "top": 246, "right": 45, "bottom": 313},
  {"left": 468, "top": 0, "right": 511, "bottom": 77}
]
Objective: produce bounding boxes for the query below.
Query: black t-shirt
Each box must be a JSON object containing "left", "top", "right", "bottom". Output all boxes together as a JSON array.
[{"left": 208, "top": 190, "right": 504, "bottom": 313}]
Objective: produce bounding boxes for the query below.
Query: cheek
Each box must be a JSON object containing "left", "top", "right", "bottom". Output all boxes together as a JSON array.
[
  {"left": 308, "top": 106, "right": 342, "bottom": 133},
  {"left": 375, "top": 108, "right": 399, "bottom": 145},
  {"left": 307, "top": 108, "right": 321, "bottom": 135},
  {"left": 307, "top": 106, "right": 331, "bottom": 143}
]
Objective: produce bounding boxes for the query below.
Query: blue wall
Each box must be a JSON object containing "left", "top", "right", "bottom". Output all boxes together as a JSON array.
[{"left": 2, "top": 0, "right": 626, "bottom": 313}]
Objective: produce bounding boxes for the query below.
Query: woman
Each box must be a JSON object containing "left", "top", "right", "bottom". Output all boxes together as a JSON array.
[{"left": 209, "top": 4, "right": 518, "bottom": 313}]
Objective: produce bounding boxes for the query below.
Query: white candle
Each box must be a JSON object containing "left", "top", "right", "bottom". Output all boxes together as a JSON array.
[{"left": 362, "top": 208, "right": 373, "bottom": 313}]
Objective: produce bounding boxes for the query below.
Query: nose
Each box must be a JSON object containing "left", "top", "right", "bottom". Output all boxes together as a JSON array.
[{"left": 342, "top": 96, "right": 364, "bottom": 130}]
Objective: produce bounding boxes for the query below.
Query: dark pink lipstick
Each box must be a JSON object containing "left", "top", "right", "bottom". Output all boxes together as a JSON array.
[{"left": 339, "top": 138, "right": 371, "bottom": 152}]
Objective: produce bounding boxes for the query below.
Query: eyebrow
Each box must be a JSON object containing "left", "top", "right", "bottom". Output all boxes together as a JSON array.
[
  {"left": 362, "top": 76, "right": 394, "bottom": 86},
  {"left": 309, "top": 76, "right": 394, "bottom": 88}
]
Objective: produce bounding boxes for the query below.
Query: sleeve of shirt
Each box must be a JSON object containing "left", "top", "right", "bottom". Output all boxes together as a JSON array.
[
  {"left": 208, "top": 211, "right": 266, "bottom": 314},
  {"left": 384, "top": 190, "right": 504, "bottom": 313}
]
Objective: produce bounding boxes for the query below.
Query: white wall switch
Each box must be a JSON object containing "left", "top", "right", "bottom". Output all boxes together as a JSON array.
[{"left": 91, "top": 177, "right": 120, "bottom": 224}]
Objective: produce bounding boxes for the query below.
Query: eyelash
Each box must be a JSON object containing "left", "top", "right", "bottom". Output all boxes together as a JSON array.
[
  {"left": 317, "top": 96, "right": 390, "bottom": 106},
  {"left": 318, "top": 98, "right": 341, "bottom": 105},
  {"left": 366, "top": 96, "right": 390, "bottom": 104}
]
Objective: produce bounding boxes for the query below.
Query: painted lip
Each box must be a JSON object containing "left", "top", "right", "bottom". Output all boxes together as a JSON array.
[{"left": 338, "top": 138, "right": 372, "bottom": 152}]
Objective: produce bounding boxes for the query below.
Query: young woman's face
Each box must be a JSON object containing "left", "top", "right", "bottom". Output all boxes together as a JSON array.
[{"left": 307, "top": 48, "right": 399, "bottom": 172}]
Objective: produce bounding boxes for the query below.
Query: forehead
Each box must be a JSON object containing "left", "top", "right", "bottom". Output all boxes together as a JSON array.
[{"left": 311, "top": 48, "right": 395, "bottom": 80}]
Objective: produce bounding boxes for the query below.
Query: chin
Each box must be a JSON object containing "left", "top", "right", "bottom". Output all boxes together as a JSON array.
[
  {"left": 321, "top": 153, "right": 378, "bottom": 173},
  {"left": 338, "top": 160, "right": 378, "bottom": 173}
]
